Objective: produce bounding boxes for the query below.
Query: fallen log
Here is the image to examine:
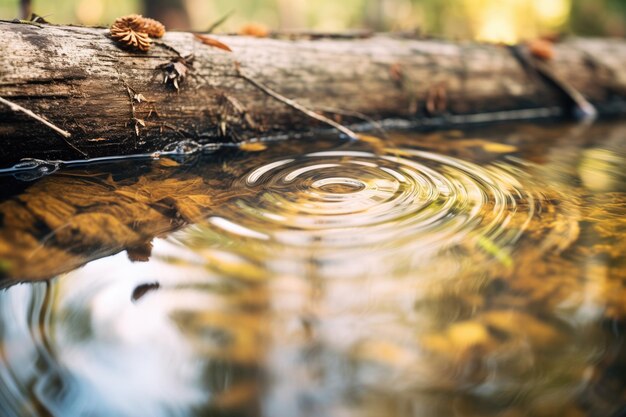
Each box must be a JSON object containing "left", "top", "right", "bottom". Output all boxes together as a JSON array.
[{"left": 1, "top": 20, "right": 626, "bottom": 166}]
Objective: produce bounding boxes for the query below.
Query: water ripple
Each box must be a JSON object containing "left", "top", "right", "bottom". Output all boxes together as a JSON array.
[
  {"left": 2, "top": 130, "right": 616, "bottom": 417},
  {"left": 212, "top": 148, "right": 536, "bottom": 256}
]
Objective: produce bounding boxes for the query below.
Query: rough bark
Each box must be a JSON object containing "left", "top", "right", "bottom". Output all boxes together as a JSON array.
[{"left": 1, "top": 20, "right": 626, "bottom": 166}]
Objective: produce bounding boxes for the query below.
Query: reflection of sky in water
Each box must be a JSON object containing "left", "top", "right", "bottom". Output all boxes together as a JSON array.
[
  {"left": 1, "top": 243, "right": 213, "bottom": 417},
  {"left": 56, "top": 250, "right": 206, "bottom": 417},
  {"left": 0, "top": 123, "right": 625, "bottom": 417}
]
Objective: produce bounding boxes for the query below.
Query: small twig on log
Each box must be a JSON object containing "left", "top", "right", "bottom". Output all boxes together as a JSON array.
[
  {"left": 123, "top": 83, "right": 136, "bottom": 115},
  {"left": 0, "top": 96, "right": 70, "bottom": 138},
  {"left": 425, "top": 81, "right": 448, "bottom": 116},
  {"left": 509, "top": 45, "right": 597, "bottom": 121},
  {"left": 532, "top": 58, "right": 597, "bottom": 121},
  {"left": 268, "top": 29, "right": 373, "bottom": 40},
  {"left": 0, "top": 96, "right": 87, "bottom": 157},
  {"left": 152, "top": 40, "right": 186, "bottom": 59},
  {"left": 236, "top": 65, "right": 358, "bottom": 140},
  {"left": 315, "top": 105, "right": 388, "bottom": 138},
  {"left": 122, "top": 82, "right": 145, "bottom": 136}
]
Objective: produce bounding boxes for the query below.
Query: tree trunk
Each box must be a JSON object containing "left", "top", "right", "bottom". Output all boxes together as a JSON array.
[{"left": 1, "top": 20, "right": 625, "bottom": 167}]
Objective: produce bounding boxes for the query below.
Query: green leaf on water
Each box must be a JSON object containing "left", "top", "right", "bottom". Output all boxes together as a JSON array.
[
  {"left": 477, "top": 235, "right": 513, "bottom": 268},
  {"left": 0, "top": 258, "right": 11, "bottom": 275}
]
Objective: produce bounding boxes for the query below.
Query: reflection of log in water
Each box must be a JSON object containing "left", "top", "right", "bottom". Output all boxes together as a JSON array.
[
  {"left": 0, "top": 155, "right": 250, "bottom": 281},
  {"left": 0, "top": 135, "right": 336, "bottom": 282}
]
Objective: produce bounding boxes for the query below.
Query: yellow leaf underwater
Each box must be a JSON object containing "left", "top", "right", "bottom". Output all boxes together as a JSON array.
[{"left": 239, "top": 142, "right": 268, "bottom": 152}]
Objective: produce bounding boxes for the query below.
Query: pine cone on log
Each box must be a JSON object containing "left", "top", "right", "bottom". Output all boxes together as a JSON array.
[
  {"left": 109, "top": 14, "right": 152, "bottom": 51},
  {"left": 142, "top": 17, "right": 165, "bottom": 38}
]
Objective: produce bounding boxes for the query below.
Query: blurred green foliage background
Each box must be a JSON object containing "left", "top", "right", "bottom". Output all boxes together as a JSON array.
[{"left": 0, "top": 0, "right": 624, "bottom": 42}]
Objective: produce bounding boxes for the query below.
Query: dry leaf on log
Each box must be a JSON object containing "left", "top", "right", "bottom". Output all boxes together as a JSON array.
[
  {"left": 528, "top": 39, "right": 554, "bottom": 60},
  {"left": 159, "top": 57, "right": 192, "bottom": 91},
  {"left": 193, "top": 34, "right": 232, "bottom": 52},
  {"left": 29, "top": 13, "right": 50, "bottom": 24},
  {"left": 239, "top": 23, "right": 269, "bottom": 38}
]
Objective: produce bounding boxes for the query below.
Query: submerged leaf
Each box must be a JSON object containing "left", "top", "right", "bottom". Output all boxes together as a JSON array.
[
  {"left": 0, "top": 259, "right": 10, "bottom": 275},
  {"left": 355, "top": 134, "right": 387, "bottom": 154},
  {"left": 481, "top": 142, "right": 518, "bottom": 153},
  {"left": 158, "top": 158, "right": 180, "bottom": 167},
  {"left": 477, "top": 235, "right": 513, "bottom": 268},
  {"left": 131, "top": 282, "right": 160, "bottom": 302},
  {"left": 239, "top": 142, "right": 267, "bottom": 152}
]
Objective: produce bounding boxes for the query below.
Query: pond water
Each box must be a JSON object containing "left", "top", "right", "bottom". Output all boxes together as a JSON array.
[{"left": 0, "top": 121, "right": 625, "bottom": 417}]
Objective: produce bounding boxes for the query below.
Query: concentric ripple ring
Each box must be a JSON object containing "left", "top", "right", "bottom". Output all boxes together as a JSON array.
[{"left": 210, "top": 148, "right": 536, "bottom": 250}]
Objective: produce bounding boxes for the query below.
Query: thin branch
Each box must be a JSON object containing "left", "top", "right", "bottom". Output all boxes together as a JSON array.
[
  {"left": 532, "top": 58, "right": 597, "bottom": 120},
  {"left": 315, "top": 105, "right": 387, "bottom": 138},
  {"left": 0, "top": 96, "right": 70, "bottom": 138},
  {"left": 124, "top": 84, "right": 143, "bottom": 137},
  {"left": 236, "top": 66, "right": 358, "bottom": 140},
  {"left": 123, "top": 82, "right": 136, "bottom": 115},
  {"left": 0, "top": 96, "right": 87, "bottom": 157},
  {"left": 268, "top": 29, "right": 373, "bottom": 40},
  {"left": 152, "top": 41, "right": 186, "bottom": 59},
  {"left": 205, "top": 10, "right": 234, "bottom": 34},
  {"left": 508, "top": 45, "right": 597, "bottom": 121}
]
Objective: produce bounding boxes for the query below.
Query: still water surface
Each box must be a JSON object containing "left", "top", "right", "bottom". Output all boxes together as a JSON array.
[{"left": 0, "top": 122, "right": 625, "bottom": 417}]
